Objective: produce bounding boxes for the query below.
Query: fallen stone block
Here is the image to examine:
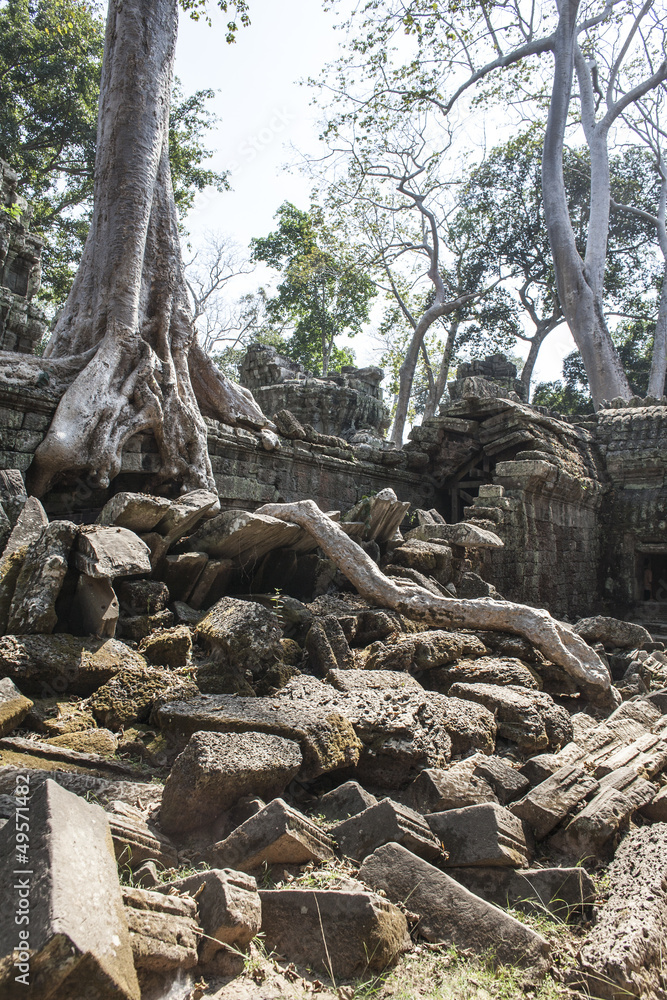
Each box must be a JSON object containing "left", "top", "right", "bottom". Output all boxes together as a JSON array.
[
  {"left": 305, "top": 615, "right": 355, "bottom": 673},
  {"left": 593, "top": 731, "right": 667, "bottom": 778},
  {"left": 154, "top": 489, "right": 219, "bottom": 546},
  {"left": 109, "top": 803, "right": 179, "bottom": 872},
  {"left": 259, "top": 887, "right": 411, "bottom": 977},
  {"left": 426, "top": 802, "right": 530, "bottom": 867},
  {"left": 74, "top": 525, "right": 151, "bottom": 579},
  {"left": 201, "top": 798, "right": 335, "bottom": 871},
  {"left": 122, "top": 886, "right": 199, "bottom": 973},
  {"left": 0, "top": 779, "right": 140, "bottom": 999},
  {"left": 427, "top": 655, "right": 540, "bottom": 695},
  {"left": 405, "top": 758, "right": 498, "bottom": 814},
  {"left": 327, "top": 668, "right": 423, "bottom": 693},
  {"left": 448, "top": 682, "right": 572, "bottom": 752},
  {"left": 117, "top": 579, "right": 170, "bottom": 616},
  {"left": 0, "top": 495, "right": 48, "bottom": 562},
  {"left": 88, "top": 665, "right": 197, "bottom": 729},
  {"left": 0, "top": 766, "right": 164, "bottom": 812},
  {"left": 640, "top": 783, "right": 667, "bottom": 821},
  {"left": 519, "top": 754, "right": 561, "bottom": 786},
  {"left": 359, "top": 843, "right": 549, "bottom": 969},
  {"left": 196, "top": 596, "right": 284, "bottom": 680},
  {"left": 138, "top": 625, "right": 192, "bottom": 668},
  {"left": 97, "top": 492, "right": 172, "bottom": 533},
  {"left": 574, "top": 615, "right": 653, "bottom": 651},
  {"left": 577, "top": 824, "right": 667, "bottom": 999},
  {"left": 116, "top": 608, "right": 174, "bottom": 641},
  {"left": 0, "top": 733, "right": 141, "bottom": 779},
  {"left": 47, "top": 727, "right": 117, "bottom": 755},
  {"left": 510, "top": 765, "right": 599, "bottom": 841},
  {"left": 183, "top": 508, "right": 301, "bottom": 563},
  {"left": 7, "top": 520, "right": 77, "bottom": 634},
  {"left": 189, "top": 557, "right": 234, "bottom": 610},
  {"left": 473, "top": 755, "right": 530, "bottom": 804},
  {"left": 451, "top": 865, "right": 596, "bottom": 918},
  {"left": 156, "top": 869, "right": 261, "bottom": 964},
  {"left": 160, "top": 730, "right": 302, "bottom": 835},
  {"left": 331, "top": 798, "right": 441, "bottom": 863},
  {"left": 0, "top": 634, "right": 146, "bottom": 696},
  {"left": 0, "top": 677, "right": 32, "bottom": 737},
  {"left": 159, "top": 551, "right": 208, "bottom": 602},
  {"left": 71, "top": 574, "right": 119, "bottom": 638},
  {"left": 437, "top": 695, "right": 497, "bottom": 756},
  {"left": 315, "top": 779, "right": 377, "bottom": 823}
]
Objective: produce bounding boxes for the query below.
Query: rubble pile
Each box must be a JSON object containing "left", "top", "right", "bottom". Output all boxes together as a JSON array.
[{"left": 1, "top": 470, "right": 667, "bottom": 998}]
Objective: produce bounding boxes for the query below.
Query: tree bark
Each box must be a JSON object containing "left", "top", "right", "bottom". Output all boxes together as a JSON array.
[
  {"left": 257, "top": 499, "right": 617, "bottom": 708},
  {"left": 26, "top": 0, "right": 268, "bottom": 496},
  {"left": 422, "top": 319, "right": 457, "bottom": 420}
]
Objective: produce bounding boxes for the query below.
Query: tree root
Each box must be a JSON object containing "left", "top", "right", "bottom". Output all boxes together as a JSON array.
[{"left": 257, "top": 499, "right": 618, "bottom": 709}]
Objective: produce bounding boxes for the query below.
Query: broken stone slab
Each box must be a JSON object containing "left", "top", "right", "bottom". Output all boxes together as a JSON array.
[
  {"left": 405, "top": 521, "right": 504, "bottom": 549},
  {"left": 122, "top": 886, "right": 199, "bottom": 973},
  {"left": 593, "top": 731, "right": 667, "bottom": 779},
  {"left": 341, "top": 491, "right": 411, "bottom": 545},
  {"left": 196, "top": 596, "right": 284, "bottom": 680},
  {"left": 427, "top": 655, "right": 540, "bottom": 694},
  {"left": 361, "top": 630, "right": 487, "bottom": 672},
  {"left": 448, "top": 682, "right": 573, "bottom": 752},
  {"left": 0, "top": 634, "right": 147, "bottom": 696},
  {"left": 574, "top": 615, "right": 653, "bottom": 651},
  {"left": 510, "top": 764, "right": 600, "bottom": 841},
  {"left": 315, "top": 780, "right": 377, "bottom": 823},
  {"left": 519, "top": 754, "right": 561, "bottom": 786},
  {"left": 154, "top": 489, "right": 220, "bottom": 546},
  {"left": 47, "top": 727, "right": 118, "bottom": 756},
  {"left": 0, "top": 779, "right": 140, "bottom": 999},
  {"left": 577, "top": 824, "right": 667, "bottom": 999},
  {"left": 97, "top": 492, "right": 172, "bottom": 533},
  {"left": 359, "top": 843, "right": 549, "bottom": 970},
  {"left": 426, "top": 802, "right": 530, "bottom": 867},
  {"left": 0, "top": 734, "right": 141, "bottom": 778},
  {"left": 159, "top": 730, "right": 303, "bottom": 835},
  {"left": 259, "top": 886, "right": 411, "bottom": 977},
  {"left": 0, "top": 494, "right": 48, "bottom": 563},
  {"left": 116, "top": 608, "right": 174, "bottom": 641},
  {"left": 640, "top": 783, "right": 667, "bottom": 821},
  {"left": 0, "top": 766, "right": 163, "bottom": 813},
  {"left": 607, "top": 696, "right": 663, "bottom": 727},
  {"left": 138, "top": 625, "right": 192, "bottom": 668},
  {"left": 117, "top": 579, "right": 170, "bottom": 616},
  {"left": 331, "top": 798, "right": 441, "bottom": 863},
  {"left": 158, "top": 551, "right": 208, "bottom": 603},
  {"left": 549, "top": 768, "right": 657, "bottom": 860},
  {"left": 156, "top": 869, "right": 261, "bottom": 964},
  {"left": 326, "top": 668, "right": 423, "bottom": 693},
  {"left": 7, "top": 520, "right": 77, "bottom": 634},
  {"left": 88, "top": 665, "right": 198, "bottom": 730},
  {"left": 188, "top": 557, "right": 234, "bottom": 610},
  {"left": 473, "top": 756, "right": 530, "bottom": 805},
  {"left": 74, "top": 525, "right": 152, "bottom": 579},
  {"left": 437, "top": 695, "right": 497, "bottom": 756},
  {"left": 451, "top": 865, "right": 596, "bottom": 918},
  {"left": 305, "top": 615, "right": 355, "bottom": 673},
  {"left": 201, "top": 798, "right": 335, "bottom": 871},
  {"left": 0, "top": 676, "right": 32, "bottom": 737},
  {"left": 155, "top": 691, "right": 361, "bottom": 780},
  {"left": 71, "top": 574, "right": 119, "bottom": 638},
  {"left": 405, "top": 758, "right": 498, "bottom": 814},
  {"left": 110, "top": 804, "right": 179, "bottom": 872},
  {"left": 183, "top": 508, "right": 302, "bottom": 563}
]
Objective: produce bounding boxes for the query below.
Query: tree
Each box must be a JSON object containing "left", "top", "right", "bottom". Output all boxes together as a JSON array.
[
  {"left": 0, "top": 0, "right": 228, "bottom": 308},
  {"left": 319, "top": 0, "right": 667, "bottom": 408},
  {"left": 23, "top": 0, "right": 267, "bottom": 497},
  {"left": 250, "top": 201, "right": 376, "bottom": 376}
]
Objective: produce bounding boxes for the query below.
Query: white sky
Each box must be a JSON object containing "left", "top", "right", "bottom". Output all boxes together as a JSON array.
[{"left": 174, "top": 0, "right": 576, "bottom": 388}]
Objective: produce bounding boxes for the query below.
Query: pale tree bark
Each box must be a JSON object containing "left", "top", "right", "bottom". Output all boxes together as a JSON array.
[
  {"left": 27, "top": 0, "right": 268, "bottom": 496},
  {"left": 422, "top": 318, "right": 457, "bottom": 420},
  {"left": 257, "top": 500, "right": 618, "bottom": 708}
]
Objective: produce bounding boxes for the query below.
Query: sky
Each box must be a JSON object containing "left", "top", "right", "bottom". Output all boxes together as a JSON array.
[{"left": 173, "top": 0, "right": 576, "bottom": 386}]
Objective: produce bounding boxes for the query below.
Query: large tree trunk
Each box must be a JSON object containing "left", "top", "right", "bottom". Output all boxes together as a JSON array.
[
  {"left": 26, "top": 0, "right": 268, "bottom": 496},
  {"left": 257, "top": 500, "right": 617, "bottom": 708},
  {"left": 648, "top": 180, "right": 667, "bottom": 397},
  {"left": 541, "top": 0, "right": 631, "bottom": 408},
  {"left": 422, "top": 319, "right": 457, "bottom": 420}
]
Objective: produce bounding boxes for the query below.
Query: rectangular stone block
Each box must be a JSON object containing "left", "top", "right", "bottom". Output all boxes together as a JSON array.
[
  {"left": 510, "top": 764, "right": 599, "bottom": 841},
  {"left": 0, "top": 779, "right": 139, "bottom": 999},
  {"left": 332, "top": 798, "right": 441, "bottom": 863},
  {"left": 122, "top": 886, "right": 199, "bottom": 973},
  {"left": 426, "top": 802, "right": 530, "bottom": 867}
]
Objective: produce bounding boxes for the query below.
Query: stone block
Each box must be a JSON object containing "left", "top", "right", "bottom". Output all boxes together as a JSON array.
[
  {"left": 405, "top": 759, "right": 498, "bottom": 814},
  {"left": 188, "top": 557, "right": 234, "bottom": 610},
  {"left": 138, "top": 625, "right": 192, "bottom": 668},
  {"left": 109, "top": 806, "right": 178, "bottom": 872},
  {"left": 426, "top": 802, "right": 530, "bottom": 867},
  {"left": 0, "top": 779, "right": 140, "bottom": 999},
  {"left": 359, "top": 843, "right": 549, "bottom": 969},
  {"left": 315, "top": 780, "right": 377, "bottom": 823},
  {"left": 259, "top": 887, "right": 410, "bottom": 977},
  {"left": 0, "top": 495, "right": 47, "bottom": 562},
  {"left": 202, "top": 798, "right": 335, "bottom": 871},
  {"left": 117, "top": 579, "right": 170, "bottom": 616},
  {"left": 640, "top": 783, "right": 667, "bottom": 821},
  {"left": 88, "top": 665, "right": 197, "bottom": 730},
  {"left": 159, "top": 551, "right": 207, "bottom": 603},
  {"left": 448, "top": 682, "right": 573, "bottom": 752},
  {"left": 331, "top": 798, "right": 441, "bottom": 863},
  {"left": 183, "top": 508, "right": 301, "bottom": 563},
  {"left": 122, "top": 886, "right": 199, "bottom": 973},
  {"left": 451, "top": 865, "right": 596, "bottom": 918},
  {"left": 305, "top": 615, "right": 354, "bottom": 673},
  {"left": 0, "top": 676, "right": 32, "bottom": 737},
  {"left": 159, "top": 731, "right": 302, "bottom": 835},
  {"left": 74, "top": 526, "right": 151, "bottom": 579},
  {"left": 156, "top": 869, "right": 261, "bottom": 963},
  {"left": 473, "top": 756, "right": 530, "bottom": 804},
  {"left": 511, "top": 764, "right": 599, "bottom": 841},
  {"left": 71, "top": 574, "right": 119, "bottom": 638},
  {"left": 7, "top": 520, "right": 77, "bottom": 634},
  {"left": 0, "top": 634, "right": 146, "bottom": 697},
  {"left": 154, "top": 489, "right": 219, "bottom": 545},
  {"left": 97, "top": 492, "right": 171, "bottom": 533}
]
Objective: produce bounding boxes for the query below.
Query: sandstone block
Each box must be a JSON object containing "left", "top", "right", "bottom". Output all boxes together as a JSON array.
[
  {"left": 88, "top": 665, "right": 197, "bottom": 729},
  {"left": 426, "top": 802, "right": 530, "bottom": 867},
  {"left": 7, "top": 520, "right": 77, "bottom": 634},
  {"left": 74, "top": 526, "right": 151, "bottom": 579},
  {"left": 122, "top": 886, "right": 199, "bottom": 973},
  {"left": 71, "top": 574, "right": 119, "bottom": 638},
  {"left": 154, "top": 489, "right": 219, "bottom": 545},
  {"left": 331, "top": 798, "right": 441, "bottom": 863},
  {"left": 574, "top": 615, "right": 653, "bottom": 650},
  {"left": 97, "top": 492, "right": 171, "bottom": 533},
  {"left": 315, "top": 780, "right": 377, "bottom": 823},
  {"left": 451, "top": 865, "right": 596, "bottom": 918},
  {"left": 406, "top": 759, "right": 498, "bottom": 814},
  {"left": 473, "top": 755, "right": 530, "bottom": 804},
  {"left": 138, "top": 625, "right": 192, "bottom": 668},
  {"left": 0, "top": 634, "right": 147, "bottom": 696},
  {"left": 510, "top": 764, "right": 599, "bottom": 841},
  {"left": 448, "top": 682, "right": 573, "bottom": 752},
  {"left": 0, "top": 676, "right": 32, "bottom": 737},
  {"left": 117, "top": 579, "right": 170, "bottom": 616}
]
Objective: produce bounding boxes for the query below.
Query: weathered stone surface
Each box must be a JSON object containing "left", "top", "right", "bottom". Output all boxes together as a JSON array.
[
  {"left": 154, "top": 488, "right": 219, "bottom": 545},
  {"left": 326, "top": 668, "right": 423, "bottom": 693},
  {"left": 116, "top": 608, "right": 174, "bottom": 641},
  {"left": 88, "top": 665, "right": 197, "bottom": 729},
  {"left": 363, "top": 630, "right": 487, "bottom": 671},
  {"left": 332, "top": 798, "right": 441, "bottom": 863},
  {"left": 451, "top": 865, "right": 596, "bottom": 918},
  {"left": 259, "top": 887, "right": 411, "bottom": 977},
  {"left": 196, "top": 596, "right": 284, "bottom": 680},
  {"left": 574, "top": 615, "right": 653, "bottom": 650},
  {"left": 160, "top": 730, "right": 302, "bottom": 835},
  {"left": 0, "top": 733, "right": 139, "bottom": 777},
  {"left": 0, "top": 676, "right": 32, "bottom": 737},
  {"left": 158, "top": 551, "right": 208, "bottom": 603},
  {"left": 305, "top": 615, "right": 355, "bottom": 673},
  {"left": 7, "top": 520, "right": 77, "bottom": 633},
  {"left": 0, "top": 494, "right": 47, "bottom": 562},
  {"left": 156, "top": 869, "right": 260, "bottom": 963},
  {"left": 427, "top": 655, "right": 539, "bottom": 694},
  {"left": 406, "top": 758, "right": 498, "bottom": 814},
  {"left": 97, "top": 492, "right": 172, "bottom": 532},
  {"left": 156, "top": 691, "right": 361, "bottom": 780},
  {"left": 578, "top": 824, "right": 667, "bottom": 999},
  {"left": 359, "top": 843, "right": 549, "bottom": 969},
  {"left": 71, "top": 574, "right": 119, "bottom": 638},
  {"left": 138, "top": 625, "right": 192, "bottom": 668},
  {"left": 202, "top": 798, "right": 335, "bottom": 871},
  {"left": 0, "top": 779, "right": 140, "bottom": 999},
  {"left": 405, "top": 521, "right": 504, "bottom": 549},
  {"left": 0, "top": 766, "right": 163, "bottom": 812},
  {"left": 0, "top": 634, "right": 147, "bottom": 696},
  {"left": 122, "top": 886, "right": 199, "bottom": 972},
  {"left": 117, "top": 579, "right": 170, "bottom": 616},
  {"left": 315, "top": 780, "right": 377, "bottom": 822},
  {"left": 473, "top": 756, "right": 530, "bottom": 804},
  {"left": 448, "top": 682, "right": 573, "bottom": 752},
  {"left": 47, "top": 727, "right": 117, "bottom": 756},
  {"left": 74, "top": 525, "right": 151, "bottom": 579},
  {"left": 110, "top": 804, "right": 178, "bottom": 872},
  {"left": 188, "top": 557, "right": 234, "bottom": 610},
  {"left": 510, "top": 764, "right": 599, "bottom": 841},
  {"left": 640, "top": 783, "right": 667, "bottom": 820},
  {"left": 184, "top": 508, "right": 301, "bottom": 562},
  {"left": 389, "top": 539, "right": 454, "bottom": 581},
  {"left": 426, "top": 802, "right": 530, "bottom": 867},
  {"left": 437, "top": 695, "right": 497, "bottom": 756}
]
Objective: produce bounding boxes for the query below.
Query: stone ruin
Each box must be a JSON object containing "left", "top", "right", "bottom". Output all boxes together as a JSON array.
[
  {"left": 1, "top": 182, "right": 667, "bottom": 997},
  {"left": 0, "top": 161, "right": 47, "bottom": 356}
]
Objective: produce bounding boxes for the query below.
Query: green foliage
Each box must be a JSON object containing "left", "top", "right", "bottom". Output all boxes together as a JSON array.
[
  {"left": 250, "top": 201, "right": 376, "bottom": 375},
  {"left": 169, "top": 79, "right": 229, "bottom": 220},
  {"left": 179, "top": 0, "right": 249, "bottom": 41}
]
